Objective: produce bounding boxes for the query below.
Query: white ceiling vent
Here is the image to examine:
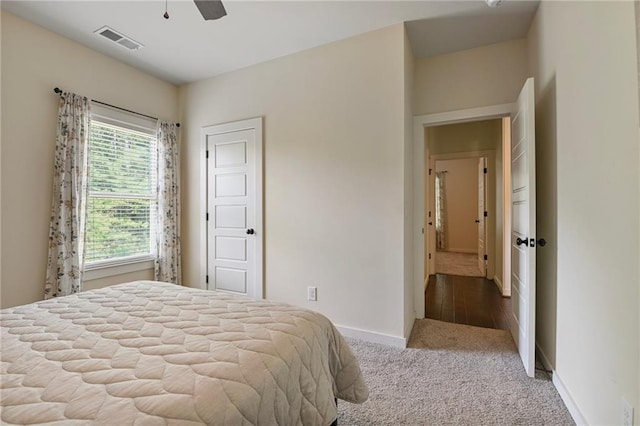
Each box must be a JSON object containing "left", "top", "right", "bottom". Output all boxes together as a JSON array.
[{"left": 94, "top": 26, "right": 143, "bottom": 51}]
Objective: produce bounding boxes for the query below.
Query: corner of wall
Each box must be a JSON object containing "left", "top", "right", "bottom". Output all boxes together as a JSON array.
[{"left": 403, "top": 20, "right": 416, "bottom": 335}]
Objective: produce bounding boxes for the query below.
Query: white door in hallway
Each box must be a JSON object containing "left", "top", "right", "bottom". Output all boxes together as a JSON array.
[
  {"left": 477, "top": 157, "right": 487, "bottom": 276},
  {"left": 204, "top": 118, "right": 263, "bottom": 299},
  {"left": 510, "top": 78, "right": 536, "bottom": 378}
]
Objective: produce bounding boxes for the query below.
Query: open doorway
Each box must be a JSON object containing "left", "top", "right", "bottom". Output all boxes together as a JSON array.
[
  {"left": 413, "top": 79, "right": 537, "bottom": 377},
  {"left": 433, "top": 157, "right": 487, "bottom": 278},
  {"left": 423, "top": 118, "right": 511, "bottom": 330}
]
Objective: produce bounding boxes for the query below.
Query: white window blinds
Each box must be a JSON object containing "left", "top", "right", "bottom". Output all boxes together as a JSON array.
[{"left": 85, "top": 120, "right": 157, "bottom": 264}]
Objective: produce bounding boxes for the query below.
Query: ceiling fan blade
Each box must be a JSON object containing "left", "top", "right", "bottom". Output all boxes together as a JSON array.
[{"left": 194, "top": 0, "right": 227, "bottom": 20}]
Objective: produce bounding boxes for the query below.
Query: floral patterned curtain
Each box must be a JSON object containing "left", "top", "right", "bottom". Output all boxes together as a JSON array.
[
  {"left": 155, "top": 122, "right": 181, "bottom": 284},
  {"left": 44, "top": 92, "right": 90, "bottom": 298},
  {"left": 435, "top": 172, "right": 447, "bottom": 250}
]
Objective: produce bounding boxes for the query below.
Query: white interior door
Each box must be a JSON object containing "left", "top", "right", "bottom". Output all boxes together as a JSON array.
[
  {"left": 510, "top": 78, "right": 536, "bottom": 377},
  {"left": 477, "top": 158, "right": 487, "bottom": 276},
  {"left": 204, "top": 118, "right": 263, "bottom": 299}
]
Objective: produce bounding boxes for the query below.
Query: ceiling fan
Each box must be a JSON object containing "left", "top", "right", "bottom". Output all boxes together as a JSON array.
[
  {"left": 164, "top": 0, "right": 227, "bottom": 20},
  {"left": 193, "top": 0, "right": 227, "bottom": 20}
]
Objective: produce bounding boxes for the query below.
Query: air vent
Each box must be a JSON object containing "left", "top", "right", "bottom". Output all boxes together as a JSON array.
[{"left": 94, "top": 26, "right": 143, "bottom": 51}]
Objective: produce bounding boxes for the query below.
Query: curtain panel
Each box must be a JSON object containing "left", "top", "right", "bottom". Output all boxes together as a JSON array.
[
  {"left": 155, "top": 122, "right": 182, "bottom": 284},
  {"left": 435, "top": 172, "right": 447, "bottom": 251},
  {"left": 44, "top": 92, "right": 91, "bottom": 298}
]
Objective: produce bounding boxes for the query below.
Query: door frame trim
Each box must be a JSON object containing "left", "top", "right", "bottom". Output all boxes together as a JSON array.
[
  {"left": 200, "top": 117, "right": 264, "bottom": 298},
  {"left": 430, "top": 152, "right": 496, "bottom": 279},
  {"left": 413, "top": 103, "right": 512, "bottom": 318}
]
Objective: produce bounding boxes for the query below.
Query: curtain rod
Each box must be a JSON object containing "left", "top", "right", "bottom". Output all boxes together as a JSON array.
[{"left": 53, "top": 87, "right": 180, "bottom": 128}]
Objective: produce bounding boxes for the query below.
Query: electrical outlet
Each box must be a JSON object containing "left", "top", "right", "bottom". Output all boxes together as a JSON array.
[
  {"left": 622, "top": 399, "right": 634, "bottom": 426},
  {"left": 307, "top": 286, "right": 317, "bottom": 301}
]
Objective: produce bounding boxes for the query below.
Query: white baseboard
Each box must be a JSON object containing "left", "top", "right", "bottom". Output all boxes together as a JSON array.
[
  {"left": 535, "top": 343, "right": 588, "bottom": 425},
  {"left": 552, "top": 370, "right": 588, "bottom": 425},
  {"left": 335, "top": 325, "right": 407, "bottom": 349},
  {"left": 493, "top": 276, "right": 503, "bottom": 293}
]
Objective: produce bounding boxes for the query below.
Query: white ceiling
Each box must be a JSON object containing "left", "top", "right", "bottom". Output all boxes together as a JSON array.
[{"left": 1, "top": 0, "right": 539, "bottom": 85}]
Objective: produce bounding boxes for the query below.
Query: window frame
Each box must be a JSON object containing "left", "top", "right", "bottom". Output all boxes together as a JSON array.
[{"left": 83, "top": 104, "right": 158, "bottom": 280}]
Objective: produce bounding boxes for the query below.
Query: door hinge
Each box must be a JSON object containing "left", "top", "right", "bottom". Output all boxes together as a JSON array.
[
  {"left": 205, "top": 275, "right": 209, "bottom": 284},
  {"left": 422, "top": 228, "right": 424, "bottom": 234},
  {"left": 428, "top": 211, "right": 432, "bottom": 218},
  {"left": 484, "top": 167, "right": 488, "bottom": 174},
  {"left": 429, "top": 253, "right": 432, "bottom": 260},
  {"left": 206, "top": 212, "right": 209, "bottom": 221},
  {"left": 429, "top": 168, "right": 432, "bottom": 176},
  {"left": 484, "top": 254, "right": 488, "bottom": 261},
  {"left": 484, "top": 211, "right": 488, "bottom": 217},
  {"left": 206, "top": 150, "right": 209, "bottom": 159}
]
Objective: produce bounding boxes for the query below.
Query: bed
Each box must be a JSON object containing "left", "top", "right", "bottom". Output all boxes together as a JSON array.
[{"left": 0, "top": 281, "right": 368, "bottom": 425}]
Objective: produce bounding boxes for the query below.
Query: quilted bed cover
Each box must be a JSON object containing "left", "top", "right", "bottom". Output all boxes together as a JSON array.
[{"left": 0, "top": 281, "right": 368, "bottom": 425}]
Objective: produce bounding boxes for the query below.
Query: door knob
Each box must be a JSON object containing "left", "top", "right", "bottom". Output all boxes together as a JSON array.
[
  {"left": 428, "top": 222, "right": 433, "bottom": 226},
  {"left": 475, "top": 220, "right": 480, "bottom": 223},
  {"left": 537, "top": 238, "right": 547, "bottom": 247},
  {"left": 516, "top": 237, "right": 529, "bottom": 247},
  {"left": 246, "top": 228, "right": 255, "bottom": 235}
]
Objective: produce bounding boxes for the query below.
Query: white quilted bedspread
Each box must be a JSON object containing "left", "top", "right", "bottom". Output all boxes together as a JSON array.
[{"left": 0, "top": 281, "right": 368, "bottom": 425}]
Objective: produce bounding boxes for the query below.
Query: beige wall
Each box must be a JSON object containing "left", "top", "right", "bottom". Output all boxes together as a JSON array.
[
  {"left": 403, "top": 25, "right": 415, "bottom": 338},
  {"left": 0, "top": 12, "right": 178, "bottom": 308},
  {"left": 428, "top": 119, "right": 502, "bottom": 154},
  {"left": 528, "top": 2, "right": 639, "bottom": 424},
  {"left": 179, "top": 25, "right": 408, "bottom": 339},
  {"left": 435, "top": 159, "right": 478, "bottom": 253},
  {"left": 414, "top": 39, "right": 528, "bottom": 116}
]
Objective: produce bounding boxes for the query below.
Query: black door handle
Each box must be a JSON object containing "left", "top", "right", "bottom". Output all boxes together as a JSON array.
[
  {"left": 246, "top": 228, "right": 255, "bottom": 235},
  {"left": 428, "top": 222, "right": 433, "bottom": 226},
  {"left": 475, "top": 220, "right": 480, "bottom": 223},
  {"left": 516, "top": 237, "right": 546, "bottom": 247}
]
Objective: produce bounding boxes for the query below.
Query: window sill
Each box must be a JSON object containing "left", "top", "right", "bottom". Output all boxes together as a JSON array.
[{"left": 84, "top": 256, "right": 155, "bottom": 281}]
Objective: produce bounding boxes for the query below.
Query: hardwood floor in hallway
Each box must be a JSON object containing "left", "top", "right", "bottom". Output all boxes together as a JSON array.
[{"left": 425, "top": 274, "right": 511, "bottom": 330}]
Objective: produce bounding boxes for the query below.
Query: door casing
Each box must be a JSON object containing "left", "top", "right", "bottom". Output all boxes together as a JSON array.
[
  {"left": 413, "top": 104, "right": 512, "bottom": 319},
  {"left": 200, "top": 117, "right": 264, "bottom": 298},
  {"left": 478, "top": 157, "right": 487, "bottom": 276},
  {"left": 428, "top": 152, "right": 496, "bottom": 280}
]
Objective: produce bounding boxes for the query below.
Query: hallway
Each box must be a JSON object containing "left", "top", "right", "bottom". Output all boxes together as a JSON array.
[
  {"left": 435, "top": 251, "right": 485, "bottom": 277},
  {"left": 425, "top": 274, "right": 511, "bottom": 330}
]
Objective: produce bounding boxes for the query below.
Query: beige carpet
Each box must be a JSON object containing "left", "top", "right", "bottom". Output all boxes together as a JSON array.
[
  {"left": 337, "top": 319, "right": 574, "bottom": 425},
  {"left": 435, "top": 251, "right": 485, "bottom": 277}
]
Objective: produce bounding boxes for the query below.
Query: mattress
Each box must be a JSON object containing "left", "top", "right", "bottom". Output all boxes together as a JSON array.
[{"left": 0, "top": 281, "right": 368, "bottom": 425}]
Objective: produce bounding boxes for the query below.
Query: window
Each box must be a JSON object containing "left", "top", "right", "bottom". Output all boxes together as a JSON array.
[{"left": 84, "top": 107, "right": 157, "bottom": 271}]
